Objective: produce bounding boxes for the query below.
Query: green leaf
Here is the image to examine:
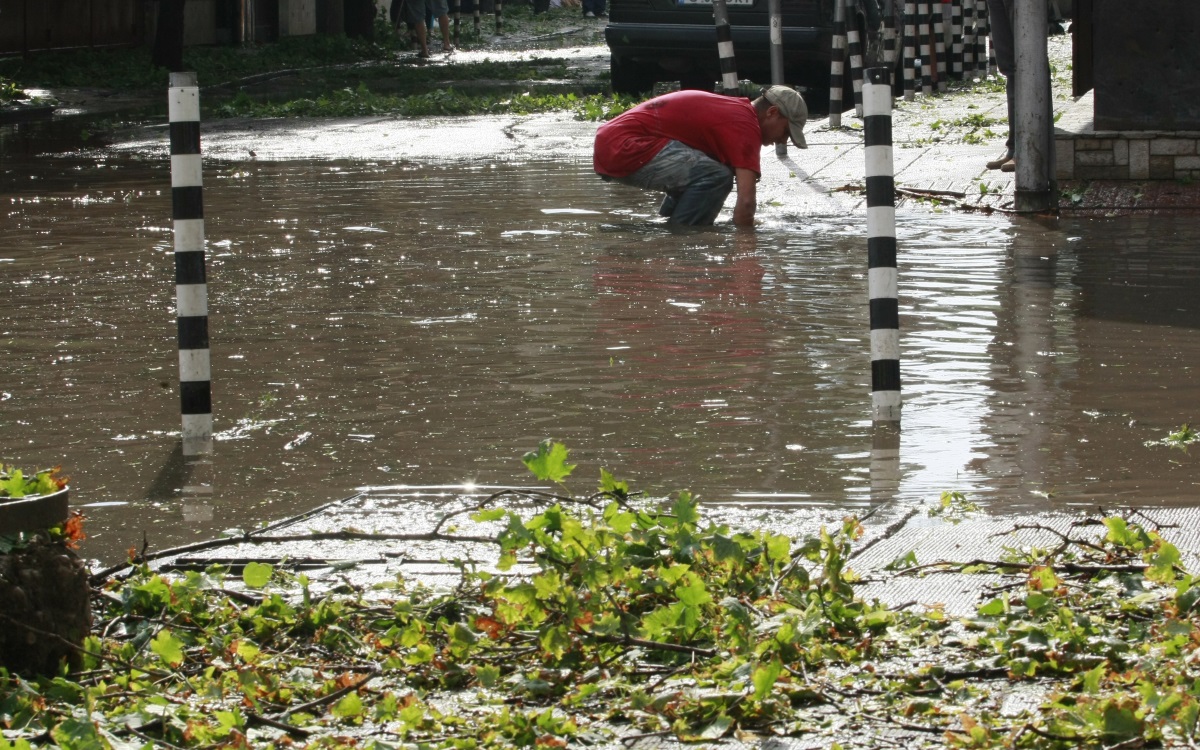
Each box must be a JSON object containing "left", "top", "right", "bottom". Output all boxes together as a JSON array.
[
  {"left": 470, "top": 507, "right": 507, "bottom": 523},
  {"left": 977, "top": 597, "right": 1007, "bottom": 617},
  {"left": 1148, "top": 542, "right": 1181, "bottom": 583},
  {"left": 332, "top": 692, "right": 364, "bottom": 720},
  {"left": 671, "top": 491, "right": 700, "bottom": 526},
  {"left": 49, "top": 718, "right": 107, "bottom": 750},
  {"left": 242, "top": 561, "right": 274, "bottom": 589},
  {"left": 1081, "top": 663, "right": 1106, "bottom": 693},
  {"left": 522, "top": 440, "right": 576, "bottom": 482},
  {"left": 675, "top": 578, "right": 712, "bottom": 607},
  {"left": 150, "top": 629, "right": 186, "bottom": 667},
  {"left": 752, "top": 659, "right": 782, "bottom": 701},
  {"left": 1102, "top": 703, "right": 1143, "bottom": 742},
  {"left": 599, "top": 468, "right": 628, "bottom": 499}
]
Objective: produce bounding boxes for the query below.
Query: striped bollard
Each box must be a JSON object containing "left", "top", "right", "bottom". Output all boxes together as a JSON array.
[
  {"left": 829, "top": 0, "right": 846, "bottom": 126},
  {"left": 768, "top": 0, "right": 786, "bottom": 154},
  {"left": 168, "top": 72, "right": 213, "bottom": 456},
  {"left": 984, "top": 0, "right": 996, "bottom": 72},
  {"left": 950, "top": 0, "right": 963, "bottom": 80},
  {"left": 917, "top": 2, "right": 932, "bottom": 95},
  {"left": 712, "top": 0, "right": 739, "bottom": 95},
  {"left": 902, "top": 1, "right": 916, "bottom": 101},
  {"left": 452, "top": 0, "right": 460, "bottom": 45},
  {"left": 846, "top": 0, "right": 865, "bottom": 117},
  {"left": 883, "top": 7, "right": 897, "bottom": 66},
  {"left": 975, "top": 0, "right": 988, "bottom": 76},
  {"left": 495, "top": 0, "right": 502, "bottom": 34},
  {"left": 474, "top": 1, "right": 481, "bottom": 37},
  {"left": 864, "top": 67, "right": 901, "bottom": 422},
  {"left": 962, "top": 0, "right": 975, "bottom": 76},
  {"left": 933, "top": 2, "right": 947, "bottom": 92}
]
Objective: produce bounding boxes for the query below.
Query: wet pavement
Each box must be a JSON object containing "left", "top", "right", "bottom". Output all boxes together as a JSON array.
[{"left": 2, "top": 35, "right": 1199, "bottom": 572}]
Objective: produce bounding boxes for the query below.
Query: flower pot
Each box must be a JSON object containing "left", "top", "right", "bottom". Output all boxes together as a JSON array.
[{"left": 0, "top": 487, "right": 70, "bottom": 536}]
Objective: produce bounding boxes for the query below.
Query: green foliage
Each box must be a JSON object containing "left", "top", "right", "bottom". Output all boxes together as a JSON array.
[
  {"left": 0, "top": 464, "right": 68, "bottom": 499},
  {"left": 1145, "top": 423, "right": 1199, "bottom": 452},
  {"left": 522, "top": 439, "right": 576, "bottom": 482},
  {"left": 2, "top": 447, "right": 1198, "bottom": 748}
]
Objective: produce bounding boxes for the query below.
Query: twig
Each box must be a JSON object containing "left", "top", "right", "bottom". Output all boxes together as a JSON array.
[
  {"left": 246, "top": 710, "right": 312, "bottom": 737},
  {"left": 898, "top": 558, "right": 1147, "bottom": 577},
  {"left": 267, "top": 667, "right": 381, "bottom": 723},
  {"left": 590, "top": 633, "right": 716, "bottom": 658}
]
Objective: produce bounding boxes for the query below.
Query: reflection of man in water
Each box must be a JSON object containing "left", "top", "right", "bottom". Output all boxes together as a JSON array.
[{"left": 593, "top": 87, "right": 808, "bottom": 227}]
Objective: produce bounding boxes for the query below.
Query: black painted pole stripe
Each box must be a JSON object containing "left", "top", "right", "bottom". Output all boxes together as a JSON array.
[
  {"left": 863, "top": 114, "right": 891, "bottom": 145},
  {"left": 178, "top": 315, "right": 210, "bottom": 351},
  {"left": 172, "top": 186, "right": 204, "bottom": 221},
  {"left": 170, "top": 121, "right": 201, "bottom": 155},
  {"left": 868, "top": 236, "right": 898, "bottom": 267},
  {"left": 180, "top": 381, "right": 213, "bottom": 415},
  {"left": 872, "top": 360, "right": 902, "bottom": 392},
  {"left": 869, "top": 297, "right": 900, "bottom": 330},
  {"left": 175, "top": 250, "right": 207, "bottom": 285},
  {"left": 865, "top": 174, "right": 895, "bottom": 209}
]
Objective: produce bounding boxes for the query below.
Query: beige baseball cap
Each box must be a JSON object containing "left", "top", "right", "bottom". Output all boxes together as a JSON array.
[{"left": 763, "top": 85, "right": 808, "bottom": 149}]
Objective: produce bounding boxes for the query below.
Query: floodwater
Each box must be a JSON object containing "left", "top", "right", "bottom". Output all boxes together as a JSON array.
[{"left": 3, "top": 123, "right": 1199, "bottom": 566}]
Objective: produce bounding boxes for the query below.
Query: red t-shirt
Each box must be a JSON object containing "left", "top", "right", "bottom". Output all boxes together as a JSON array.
[{"left": 593, "top": 90, "right": 762, "bottom": 178}]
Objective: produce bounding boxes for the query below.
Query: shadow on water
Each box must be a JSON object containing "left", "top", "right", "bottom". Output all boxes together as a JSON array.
[{"left": 2, "top": 144, "right": 1198, "bottom": 564}]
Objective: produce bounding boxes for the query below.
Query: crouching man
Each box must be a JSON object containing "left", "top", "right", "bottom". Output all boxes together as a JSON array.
[{"left": 593, "top": 86, "right": 808, "bottom": 227}]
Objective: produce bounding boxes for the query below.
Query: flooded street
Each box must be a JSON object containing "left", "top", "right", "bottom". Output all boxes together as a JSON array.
[{"left": 3, "top": 120, "right": 1199, "bottom": 566}]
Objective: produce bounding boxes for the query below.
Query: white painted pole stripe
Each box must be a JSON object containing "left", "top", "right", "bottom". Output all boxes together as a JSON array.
[
  {"left": 174, "top": 219, "right": 205, "bottom": 253},
  {"left": 870, "top": 328, "right": 901, "bottom": 361},
  {"left": 868, "top": 266, "right": 899, "bottom": 298},
  {"left": 171, "top": 155, "right": 203, "bottom": 187},
  {"left": 179, "top": 349, "right": 212, "bottom": 382},
  {"left": 176, "top": 283, "right": 208, "bottom": 318},
  {"left": 718, "top": 41, "right": 735, "bottom": 57}
]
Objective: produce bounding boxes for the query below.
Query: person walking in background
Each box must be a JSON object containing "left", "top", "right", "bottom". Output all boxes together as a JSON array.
[
  {"left": 594, "top": 86, "right": 808, "bottom": 227},
  {"left": 984, "top": 0, "right": 1015, "bottom": 172},
  {"left": 582, "top": 0, "right": 605, "bottom": 20},
  {"left": 394, "top": 0, "right": 455, "bottom": 57}
]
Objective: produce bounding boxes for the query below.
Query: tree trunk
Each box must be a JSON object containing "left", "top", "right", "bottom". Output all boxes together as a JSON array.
[{"left": 153, "top": 0, "right": 187, "bottom": 71}]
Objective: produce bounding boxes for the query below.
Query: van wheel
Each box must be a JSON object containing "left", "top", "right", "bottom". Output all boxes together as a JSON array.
[{"left": 610, "top": 55, "right": 655, "bottom": 96}]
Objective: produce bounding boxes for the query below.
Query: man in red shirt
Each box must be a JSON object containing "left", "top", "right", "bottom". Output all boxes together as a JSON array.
[{"left": 594, "top": 86, "right": 808, "bottom": 227}]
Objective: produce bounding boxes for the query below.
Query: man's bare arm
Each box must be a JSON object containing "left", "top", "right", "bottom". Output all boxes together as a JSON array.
[{"left": 732, "top": 168, "right": 757, "bottom": 227}]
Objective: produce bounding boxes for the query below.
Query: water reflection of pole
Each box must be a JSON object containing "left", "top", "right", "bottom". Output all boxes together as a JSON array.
[
  {"left": 864, "top": 67, "right": 902, "bottom": 503},
  {"left": 168, "top": 73, "right": 213, "bottom": 457}
]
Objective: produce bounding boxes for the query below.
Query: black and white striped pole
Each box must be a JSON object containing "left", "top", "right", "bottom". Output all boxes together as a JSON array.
[
  {"left": 452, "top": 0, "right": 461, "bottom": 45},
  {"left": 495, "top": 0, "right": 503, "bottom": 34},
  {"left": 933, "top": 2, "right": 947, "bottom": 91},
  {"left": 951, "top": 0, "right": 963, "bottom": 80},
  {"left": 962, "top": 0, "right": 975, "bottom": 75},
  {"left": 883, "top": 3, "right": 897, "bottom": 66},
  {"left": 975, "top": 0, "right": 989, "bottom": 76},
  {"left": 829, "top": 0, "right": 847, "bottom": 126},
  {"left": 902, "top": 1, "right": 916, "bottom": 101},
  {"left": 712, "top": 0, "right": 739, "bottom": 95},
  {"left": 169, "top": 72, "right": 213, "bottom": 456},
  {"left": 768, "top": 0, "right": 787, "bottom": 154},
  {"left": 917, "top": 1, "right": 933, "bottom": 94},
  {"left": 846, "top": 0, "right": 865, "bottom": 117},
  {"left": 864, "top": 67, "right": 901, "bottom": 422}
]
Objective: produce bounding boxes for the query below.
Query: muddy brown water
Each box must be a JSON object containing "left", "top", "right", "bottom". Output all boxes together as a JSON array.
[{"left": 3, "top": 126, "right": 1199, "bottom": 565}]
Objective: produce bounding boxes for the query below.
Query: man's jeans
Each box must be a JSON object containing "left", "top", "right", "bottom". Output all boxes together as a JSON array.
[{"left": 615, "top": 141, "right": 733, "bottom": 226}]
